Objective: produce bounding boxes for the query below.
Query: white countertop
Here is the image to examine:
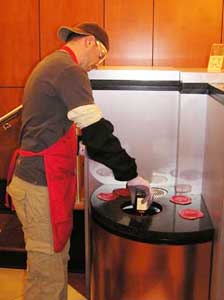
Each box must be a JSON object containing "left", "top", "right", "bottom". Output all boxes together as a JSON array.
[{"left": 88, "top": 66, "right": 224, "bottom": 83}]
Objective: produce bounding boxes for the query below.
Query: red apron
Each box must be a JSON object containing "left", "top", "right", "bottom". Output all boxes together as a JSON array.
[
  {"left": 6, "top": 46, "right": 79, "bottom": 252},
  {"left": 7, "top": 125, "right": 77, "bottom": 252}
]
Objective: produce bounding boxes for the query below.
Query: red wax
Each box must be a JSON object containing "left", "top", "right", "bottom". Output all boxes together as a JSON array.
[
  {"left": 113, "top": 188, "right": 130, "bottom": 197},
  {"left": 97, "top": 192, "right": 118, "bottom": 201},
  {"left": 179, "top": 208, "right": 204, "bottom": 220},
  {"left": 170, "top": 195, "right": 192, "bottom": 205}
]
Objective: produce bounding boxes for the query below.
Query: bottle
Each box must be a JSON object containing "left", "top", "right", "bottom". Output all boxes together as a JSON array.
[{"left": 134, "top": 188, "right": 149, "bottom": 214}]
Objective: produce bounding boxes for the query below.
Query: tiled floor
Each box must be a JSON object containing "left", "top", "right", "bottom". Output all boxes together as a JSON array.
[{"left": 0, "top": 268, "right": 87, "bottom": 300}]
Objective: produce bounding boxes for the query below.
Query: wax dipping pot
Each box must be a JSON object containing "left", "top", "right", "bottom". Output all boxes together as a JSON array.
[{"left": 90, "top": 185, "right": 214, "bottom": 300}]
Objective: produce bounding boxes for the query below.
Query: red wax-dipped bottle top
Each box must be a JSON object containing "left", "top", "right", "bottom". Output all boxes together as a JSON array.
[
  {"left": 113, "top": 188, "right": 130, "bottom": 197},
  {"left": 179, "top": 208, "right": 204, "bottom": 220},
  {"left": 170, "top": 195, "right": 192, "bottom": 205},
  {"left": 97, "top": 192, "right": 118, "bottom": 201}
]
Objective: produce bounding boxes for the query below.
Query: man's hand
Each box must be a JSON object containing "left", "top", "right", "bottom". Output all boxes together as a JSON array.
[{"left": 127, "top": 176, "right": 153, "bottom": 207}]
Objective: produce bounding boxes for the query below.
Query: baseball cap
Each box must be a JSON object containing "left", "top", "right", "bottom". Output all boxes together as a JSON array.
[{"left": 57, "top": 22, "right": 109, "bottom": 51}]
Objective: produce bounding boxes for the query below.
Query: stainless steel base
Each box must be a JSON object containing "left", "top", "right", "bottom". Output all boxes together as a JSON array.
[{"left": 91, "top": 221, "right": 212, "bottom": 300}]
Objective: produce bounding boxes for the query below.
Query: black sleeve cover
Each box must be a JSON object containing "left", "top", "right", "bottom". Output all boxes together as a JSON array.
[{"left": 81, "top": 118, "right": 138, "bottom": 181}]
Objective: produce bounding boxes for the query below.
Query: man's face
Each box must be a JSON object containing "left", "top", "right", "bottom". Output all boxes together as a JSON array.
[{"left": 83, "top": 37, "right": 107, "bottom": 72}]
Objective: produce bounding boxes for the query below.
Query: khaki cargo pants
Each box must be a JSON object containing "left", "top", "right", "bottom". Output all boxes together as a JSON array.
[{"left": 7, "top": 176, "right": 70, "bottom": 300}]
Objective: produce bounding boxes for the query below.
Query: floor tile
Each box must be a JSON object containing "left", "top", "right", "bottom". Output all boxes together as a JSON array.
[
  {"left": 68, "top": 284, "right": 86, "bottom": 299},
  {"left": 0, "top": 268, "right": 25, "bottom": 300},
  {"left": 0, "top": 268, "right": 86, "bottom": 300}
]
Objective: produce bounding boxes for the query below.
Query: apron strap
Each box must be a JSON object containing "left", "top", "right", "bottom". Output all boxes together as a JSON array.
[{"left": 60, "top": 45, "right": 78, "bottom": 64}]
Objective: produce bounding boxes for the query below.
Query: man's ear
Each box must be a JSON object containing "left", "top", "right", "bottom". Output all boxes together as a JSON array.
[{"left": 85, "top": 35, "right": 95, "bottom": 48}]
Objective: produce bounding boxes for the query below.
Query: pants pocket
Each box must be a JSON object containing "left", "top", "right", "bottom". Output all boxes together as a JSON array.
[{"left": 7, "top": 176, "right": 27, "bottom": 223}]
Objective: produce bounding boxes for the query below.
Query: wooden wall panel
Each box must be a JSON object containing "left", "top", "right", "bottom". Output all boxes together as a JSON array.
[
  {"left": 0, "top": 1, "right": 40, "bottom": 86},
  {"left": 40, "top": 0, "right": 104, "bottom": 58},
  {"left": 154, "top": 0, "right": 222, "bottom": 67},
  {"left": 222, "top": 2, "right": 224, "bottom": 43},
  {"left": 0, "top": 89, "right": 23, "bottom": 116},
  {"left": 0, "top": 89, "right": 23, "bottom": 179},
  {"left": 105, "top": 0, "right": 153, "bottom": 66}
]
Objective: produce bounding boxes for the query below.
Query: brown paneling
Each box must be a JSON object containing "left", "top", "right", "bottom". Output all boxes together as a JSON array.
[
  {"left": 154, "top": 0, "right": 222, "bottom": 67},
  {"left": 0, "top": 1, "right": 40, "bottom": 86},
  {"left": 40, "top": 0, "right": 104, "bottom": 58},
  {"left": 222, "top": 2, "right": 224, "bottom": 43},
  {"left": 0, "top": 89, "right": 23, "bottom": 179},
  {"left": 0, "top": 89, "right": 23, "bottom": 116},
  {"left": 105, "top": 0, "right": 153, "bottom": 66}
]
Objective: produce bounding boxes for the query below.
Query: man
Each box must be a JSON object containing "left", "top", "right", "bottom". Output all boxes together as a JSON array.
[{"left": 7, "top": 22, "right": 152, "bottom": 300}]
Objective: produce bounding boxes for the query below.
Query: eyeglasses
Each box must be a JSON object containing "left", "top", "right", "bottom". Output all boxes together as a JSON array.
[{"left": 96, "top": 40, "right": 108, "bottom": 65}]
